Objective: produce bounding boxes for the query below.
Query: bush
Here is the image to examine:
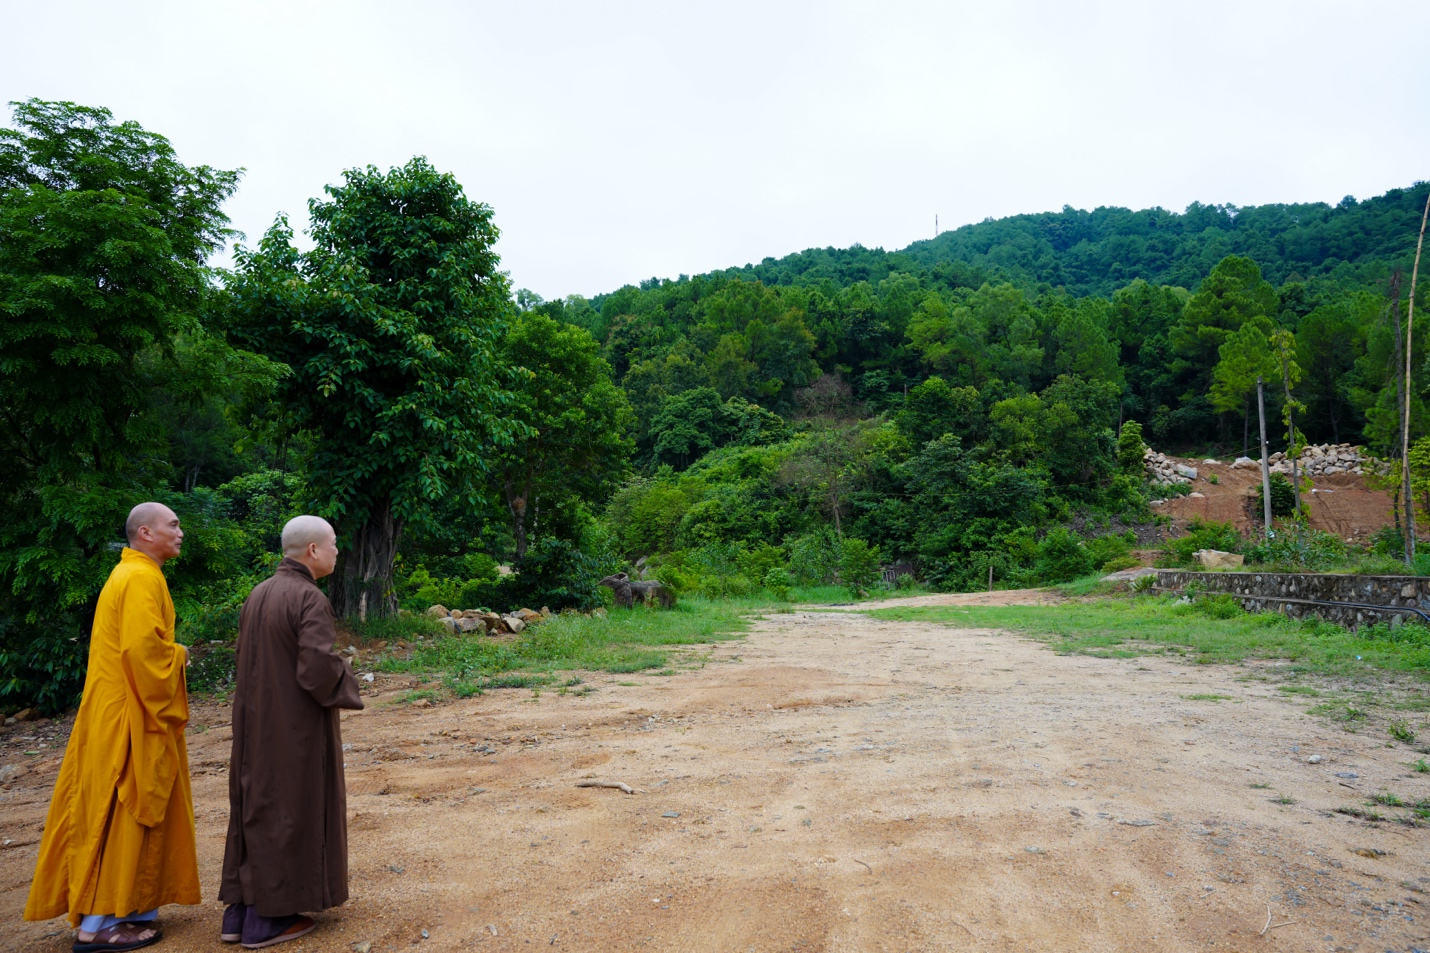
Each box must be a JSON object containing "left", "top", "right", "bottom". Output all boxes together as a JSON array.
[
  {"left": 1099, "top": 555, "right": 1139, "bottom": 573},
  {"left": 1084, "top": 530, "right": 1135, "bottom": 569},
  {"left": 1117, "top": 421, "right": 1146, "bottom": 474},
  {"left": 1251, "top": 473, "right": 1297, "bottom": 518},
  {"left": 838, "top": 538, "right": 882, "bottom": 594},
  {"left": 503, "top": 537, "right": 610, "bottom": 611},
  {"left": 1160, "top": 518, "right": 1243, "bottom": 567},
  {"left": 1243, "top": 523, "right": 1348, "bottom": 570},
  {"left": 1036, "top": 527, "right": 1094, "bottom": 583},
  {"left": 788, "top": 529, "right": 840, "bottom": 586},
  {"left": 762, "top": 566, "right": 793, "bottom": 601}
]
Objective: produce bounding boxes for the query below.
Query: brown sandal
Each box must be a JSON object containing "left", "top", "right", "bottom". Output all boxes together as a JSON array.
[{"left": 72, "top": 921, "right": 162, "bottom": 953}]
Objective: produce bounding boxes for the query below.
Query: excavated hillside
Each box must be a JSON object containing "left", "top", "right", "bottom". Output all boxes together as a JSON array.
[{"left": 1147, "top": 450, "right": 1399, "bottom": 545}]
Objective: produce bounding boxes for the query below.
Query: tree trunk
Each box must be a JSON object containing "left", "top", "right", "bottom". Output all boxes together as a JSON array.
[
  {"left": 1257, "top": 377, "right": 1272, "bottom": 535},
  {"left": 1242, "top": 400, "right": 1250, "bottom": 457},
  {"left": 1404, "top": 190, "right": 1430, "bottom": 563},
  {"left": 505, "top": 478, "right": 530, "bottom": 562},
  {"left": 330, "top": 500, "right": 403, "bottom": 620}
]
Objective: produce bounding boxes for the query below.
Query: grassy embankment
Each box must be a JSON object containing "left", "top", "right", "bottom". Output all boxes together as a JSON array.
[{"left": 365, "top": 585, "right": 869, "bottom": 698}]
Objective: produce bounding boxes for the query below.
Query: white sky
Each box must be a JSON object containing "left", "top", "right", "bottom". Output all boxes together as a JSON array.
[{"left": 4, "top": 1, "right": 1428, "bottom": 300}]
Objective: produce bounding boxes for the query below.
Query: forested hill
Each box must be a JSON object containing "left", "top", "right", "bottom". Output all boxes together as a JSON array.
[{"left": 713, "top": 184, "right": 1429, "bottom": 298}]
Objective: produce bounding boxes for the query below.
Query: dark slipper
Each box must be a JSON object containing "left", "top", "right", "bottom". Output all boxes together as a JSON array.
[
  {"left": 240, "top": 914, "right": 314, "bottom": 949},
  {"left": 221, "top": 903, "right": 247, "bottom": 942},
  {"left": 72, "top": 922, "right": 162, "bottom": 953}
]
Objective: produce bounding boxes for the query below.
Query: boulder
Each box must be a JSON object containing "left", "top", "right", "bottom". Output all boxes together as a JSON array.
[
  {"left": 438, "top": 617, "right": 458, "bottom": 632},
  {"left": 456, "top": 617, "right": 486, "bottom": 634},
  {"left": 516, "top": 608, "right": 543, "bottom": 625},
  {"left": 1231, "top": 456, "right": 1255, "bottom": 469},
  {"left": 592, "top": 607, "right": 608, "bottom": 619},
  {"left": 479, "top": 611, "right": 505, "bottom": 633},
  {"left": 1188, "top": 491, "right": 1205, "bottom": 499},
  {"left": 1194, "top": 549, "right": 1244, "bottom": 570},
  {"left": 503, "top": 615, "right": 526, "bottom": 634},
  {"left": 1175, "top": 465, "right": 1198, "bottom": 480},
  {"left": 425, "top": 605, "right": 449, "bottom": 619}
]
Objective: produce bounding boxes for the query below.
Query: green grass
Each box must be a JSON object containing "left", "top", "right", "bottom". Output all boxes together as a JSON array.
[
  {"left": 866, "top": 594, "right": 1430, "bottom": 679},
  {"left": 375, "top": 595, "right": 768, "bottom": 694},
  {"left": 1183, "top": 693, "right": 1232, "bottom": 702}
]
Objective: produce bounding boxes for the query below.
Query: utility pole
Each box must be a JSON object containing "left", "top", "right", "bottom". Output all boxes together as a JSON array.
[
  {"left": 1258, "top": 376, "right": 1272, "bottom": 535},
  {"left": 1404, "top": 189, "right": 1430, "bottom": 563},
  {"left": 935, "top": 214, "right": 939, "bottom": 238}
]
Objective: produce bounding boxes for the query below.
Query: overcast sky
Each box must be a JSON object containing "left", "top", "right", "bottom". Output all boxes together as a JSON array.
[{"left": 4, "top": 1, "right": 1428, "bottom": 300}]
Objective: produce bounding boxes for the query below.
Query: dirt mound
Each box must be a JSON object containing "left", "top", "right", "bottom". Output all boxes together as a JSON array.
[{"left": 1152, "top": 455, "right": 1397, "bottom": 545}]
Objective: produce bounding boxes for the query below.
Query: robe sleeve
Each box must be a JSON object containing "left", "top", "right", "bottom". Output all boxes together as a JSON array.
[
  {"left": 116, "top": 569, "right": 188, "bottom": 828},
  {"left": 295, "top": 589, "right": 364, "bottom": 710}
]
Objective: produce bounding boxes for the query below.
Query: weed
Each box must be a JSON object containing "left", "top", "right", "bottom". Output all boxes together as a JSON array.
[
  {"left": 1369, "top": 792, "right": 1405, "bottom": 807},
  {"left": 1183, "top": 693, "right": 1232, "bottom": 702},
  {"left": 1249, "top": 782, "right": 1272, "bottom": 789},
  {"left": 1272, "top": 793, "right": 1296, "bottom": 805},
  {"left": 1414, "top": 758, "right": 1429, "bottom": 773},
  {"left": 1278, "top": 685, "right": 1321, "bottom": 697},
  {"left": 1389, "top": 720, "right": 1417, "bottom": 743}
]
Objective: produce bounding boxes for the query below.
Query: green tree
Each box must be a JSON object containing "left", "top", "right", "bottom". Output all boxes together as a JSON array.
[
  {"left": 0, "top": 99, "right": 251, "bottom": 709},
  {"left": 493, "top": 312, "right": 634, "bottom": 560},
  {"left": 1170, "top": 256, "right": 1279, "bottom": 435},
  {"left": 228, "top": 158, "right": 516, "bottom": 618},
  {"left": 1208, "top": 318, "right": 1280, "bottom": 455}
]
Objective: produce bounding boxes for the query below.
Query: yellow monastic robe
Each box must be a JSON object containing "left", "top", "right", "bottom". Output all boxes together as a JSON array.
[{"left": 24, "top": 548, "right": 200, "bottom": 926}]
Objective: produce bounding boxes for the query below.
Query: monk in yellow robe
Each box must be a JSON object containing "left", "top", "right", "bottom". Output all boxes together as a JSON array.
[{"left": 25, "top": 502, "right": 200, "bottom": 952}]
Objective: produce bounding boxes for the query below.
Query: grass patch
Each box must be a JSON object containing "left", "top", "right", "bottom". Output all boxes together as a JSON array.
[
  {"left": 1183, "top": 693, "right": 1232, "bottom": 702},
  {"left": 866, "top": 594, "right": 1430, "bottom": 679},
  {"left": 376, "top": 595, "right": 765, "bottom": 692},
  {"left": 1278, "top": 685, "right": 1321, "bottom": 696},
  {"left": 1388, "top": 719, "right": 1417, "bottom": 743}
]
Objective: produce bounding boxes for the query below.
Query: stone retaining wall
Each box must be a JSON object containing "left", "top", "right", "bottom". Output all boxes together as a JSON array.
[{"left": 1153, "top": 570, "right": 1430, "bottom": 628}]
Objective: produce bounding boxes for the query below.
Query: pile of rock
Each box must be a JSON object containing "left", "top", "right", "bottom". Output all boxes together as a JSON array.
[
  {"left": 1143, "top": 449, "right": 1197, "bottom": 485},
  {"left": 425, "top": 605, "right": 551, "bottom": 635},
  {"left": 1228, "top": 444, "right": 1386, "bottom": 477}
]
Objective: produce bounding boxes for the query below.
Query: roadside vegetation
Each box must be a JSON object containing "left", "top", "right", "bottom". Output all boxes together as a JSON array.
[{"left": 868, "top": 594, "right": 1430, "bottom": 679}]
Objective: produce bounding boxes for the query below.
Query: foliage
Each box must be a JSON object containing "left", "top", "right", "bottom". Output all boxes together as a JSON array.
[
  {"left": 491, "top": 312, "right": 634, "bottom": 559},
  {"left": 0, "top": 100, "right": 258, "bottom": 712},
  {"left": 227, "top": 157, "right": 517, "bottom": 618},
  {"left": 1243, "top": 522, "right": 1350, "bottom": 570},
  {"left": 1036, "top": 528, "right": 1095, "bottom": 583},
  {"left": 500, "top": 536, "right": 613, "bottom": 612},
  {"left": 1116, "top": 421, "right": 1146, "bottom": 475},
  {"left": 837, "top": 538, "right": 882, "bottom": 594},
  {"left": 1252, "top": 473, "right": 1298, "bottom": 518},
  {"left": 1159, "top": 518, "right": 1244, "bottom": 567}
]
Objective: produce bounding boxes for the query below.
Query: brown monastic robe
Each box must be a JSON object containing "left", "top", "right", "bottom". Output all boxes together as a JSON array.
[{"left": 219, "top": 558, "right": 363, "bottom": 917}]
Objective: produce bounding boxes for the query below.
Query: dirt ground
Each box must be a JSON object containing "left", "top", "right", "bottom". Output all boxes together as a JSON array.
[
  {"left": 1152, "top": 457, "right": 1399, "bottom": 547},
  {"left": 2, "top": 593, "right": 1428, "bottom": 953}
]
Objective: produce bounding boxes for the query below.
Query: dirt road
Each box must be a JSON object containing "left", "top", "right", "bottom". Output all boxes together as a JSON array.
[{"left": 3, "top": 594, "right": 1427, "bottom": 952}]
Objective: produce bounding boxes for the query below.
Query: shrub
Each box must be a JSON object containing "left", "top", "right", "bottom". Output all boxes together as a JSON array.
[
  {"left": 838, "top": 538, "right": 882, "bottom": 594},
  {"left": 1251, "top": 473, "right": 1296, "bottom": 518},
  {"left": 1084, "top": 530, "right": 1135, "bottom": 569},
  {"left": 1160, "top": 518, "right": 1242, "bottom": 567},
  {"left": 1036, "top": 527, "right": 1094, "bottom": 583},
  {"left": 503, "top": 537, "right": 609, "bottom": 611},
  {"left": 1116, "top": 421, "right": 1146, "bottom": 475},
  {"left": 763, "top": 566, "right": 793, "bottom": 601},
  {"left": 1100, "top": 555, "right": 1139, "bottom": 573},
  {"left": 1244, "top": 523, "right": 1349, "bottom": 570},
  {"left": 788, "top": 529, "right": 840, "bottom": 586}
]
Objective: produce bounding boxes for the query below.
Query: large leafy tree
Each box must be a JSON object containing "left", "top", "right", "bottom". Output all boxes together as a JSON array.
[
  {"left": 492, "top": 312, "right": 634, "bottom": 560},
  {"left": 228, "top": 158, "right": 516, "bottom": 618},
  {"left": 0, "top": 99, "right": 246, "bottom": 708}
]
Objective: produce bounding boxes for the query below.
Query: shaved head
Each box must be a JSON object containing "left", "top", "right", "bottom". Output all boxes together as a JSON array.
[
  {"left": 281, "top": 516, "right": 336, "bottom": 557},
  {"left": 126, "top": 502, "right": 175, "bottom": 544}
]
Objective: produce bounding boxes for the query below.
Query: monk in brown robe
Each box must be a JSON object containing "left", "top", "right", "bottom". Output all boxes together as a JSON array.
[
  {"left": 219, "top": 515, "right": 363, "bottom": 948},
  {"left": 25, "top": 502, "right": 201, "bottom": 953}
]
